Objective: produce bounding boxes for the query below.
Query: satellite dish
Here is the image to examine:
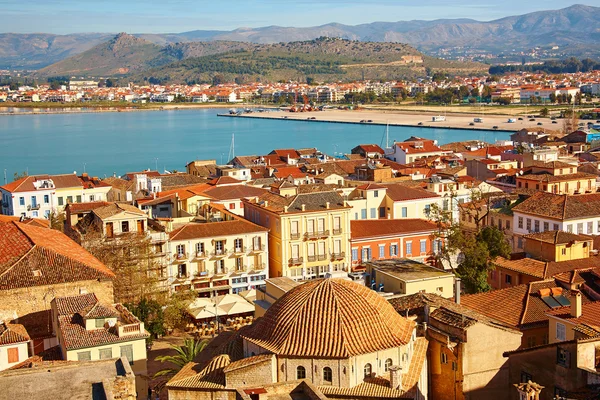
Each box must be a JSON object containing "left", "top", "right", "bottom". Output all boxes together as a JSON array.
[{"left": 107, "top": 319, "right": 116, "bottom": 328}]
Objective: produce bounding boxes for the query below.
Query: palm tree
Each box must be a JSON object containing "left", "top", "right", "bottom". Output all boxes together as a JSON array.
[{"left": 154, "top": 338, "right": 209, "bottom": 379}]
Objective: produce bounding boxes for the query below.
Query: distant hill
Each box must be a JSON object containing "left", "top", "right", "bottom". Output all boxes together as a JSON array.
[
  {"left": 127, "top": 38, "right": 486, "bottom": 84},
  {"left": 38, "top": 33, "right": 169, "bottom": 76},
  {"left": 3, "top": 4, "right": 600, "bottom": 70}
]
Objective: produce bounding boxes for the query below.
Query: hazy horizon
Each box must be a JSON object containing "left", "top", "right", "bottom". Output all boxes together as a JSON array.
[{"left": 0, "top": 0, "right": 589, "bottom": 35}]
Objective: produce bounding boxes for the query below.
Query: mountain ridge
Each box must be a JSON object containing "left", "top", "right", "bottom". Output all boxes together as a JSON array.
[{"left": 2, "top": 4, "right": 599, "bottom": 70}]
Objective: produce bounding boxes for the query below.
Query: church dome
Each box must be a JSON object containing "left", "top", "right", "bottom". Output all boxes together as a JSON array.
[{"left": 243, "top": 278, "right": 414, "bottom": 358}]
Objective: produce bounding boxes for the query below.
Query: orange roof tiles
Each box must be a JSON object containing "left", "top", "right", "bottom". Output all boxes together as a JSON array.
[
  {"left": 242, "top": 279, "right": 415, "bottom": 358},
  {"left": 351, "top": 219, "right": 437, "bottom": 240}
]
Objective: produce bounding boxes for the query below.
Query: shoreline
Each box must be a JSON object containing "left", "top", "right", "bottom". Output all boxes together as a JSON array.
[
  {"left": 217, "top": 108, "right": 556, "bottom": 134},
  {"left": 0, "top": 103, "right": 244, "bottom": 116}
]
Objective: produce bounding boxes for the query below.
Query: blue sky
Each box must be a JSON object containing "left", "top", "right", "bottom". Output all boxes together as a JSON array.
[{"left": 0, "top": 0, "right": 586, "bottom": 34}]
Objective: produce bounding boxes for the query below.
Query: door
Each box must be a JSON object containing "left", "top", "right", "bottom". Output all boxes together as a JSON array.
[
  {"left": 137, "top": 220, "right": 144, "bottom": 234},
  {"left": 106, "top": 222, "right": 114, "bottom": 238}
]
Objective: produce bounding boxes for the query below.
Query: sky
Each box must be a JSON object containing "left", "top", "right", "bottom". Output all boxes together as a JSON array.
[{"left": 0, "top": 0, "right": 588, "bottom": 34}]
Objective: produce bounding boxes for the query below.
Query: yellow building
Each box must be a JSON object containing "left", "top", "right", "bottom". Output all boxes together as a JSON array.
[
  {"left": 243, "top": 187, "right": 352, "bottom": 280},
  {"left": 516, "top": 161, "right": 596, "bottom": 195},
  {"left": 51, "top": 293, "right": 149, "bottom": 399},
  {"left": 365, "top": 259, "right": 455, "bottom": 298},
  {"left": 523, "top": 231, "right": 593, "bottom": 262}
]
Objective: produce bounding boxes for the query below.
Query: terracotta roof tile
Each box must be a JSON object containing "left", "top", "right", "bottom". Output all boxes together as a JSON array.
[
  {"left": 524, "top": 230, "right": 593, "bottom": 245},
  {"left": 169, "top": 219, "right": 267, "bottom": 241},
  {"left": 383, "top": 184, "right": 440, "bottom": 202},
  {"left": 0, "top": 322, "right": 30, "bottom": 345},
  {"left": 243, "top": 279, "right": 415, "bottom": 358},
  {"left": 512, "top": 192, "right": 600, "bottom": 220}
]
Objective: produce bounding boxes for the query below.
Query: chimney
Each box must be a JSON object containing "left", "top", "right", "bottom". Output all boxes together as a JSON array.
[
  {"left": 82, "top": 172, "right": 88, "bottom": 178},
  {"left": 326, "top": 202, "right": 330, "bottom": 209},
  {"left": 284, "top": 205, "right": 288, "bottom": 213},
  {"left": 301, "top": 204, "right": 306, "bottom": 211},
  {"left": 264, "top": 200, "right": 269, "bottom": 208},
  {"left": 571, "top": 290, "right": 582, "bottom": 318},
  {"left": 387, "top": 213, "right": 391, "bottom": 219},
  {"left": 454, "top": 278, "right": 461, "bottom": 304},
  {"left": 388, "top": 366, "right": 403, "bottom": 391}
]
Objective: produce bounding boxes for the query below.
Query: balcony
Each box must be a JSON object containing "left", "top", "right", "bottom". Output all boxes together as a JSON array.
[
  {"left": 288, "top": 257, "right": 304, "bottom": 266},
  {"left": 304, "top": 230, "right": 329, "bottom": 240},
  {"left": 177, "top": 272, "right": 190, "bottom": 280},
  {"left": 210, "top": 248, "right": 228, "bottom": 258},
  {"left": 290, "top": 232, "right": 301, "bottom": 240},
  {"left": 331, "top": 252, "right": 346, "bottom": 260},
  {"left": 27, "top": 204, "right": 40, "bottom": 211},
  {"left": 172, "top": 253, "right": 188, "bottom": 263},
  {"left": 194, "top": 251, "right": 207, "bottom": 260},
  {"left": 230, "top": 247, "right": 247, "bottom": 256},
  {"left": 117, "top": 322, "right": 143, "bottom": 337},
  {"left": 332, "top": 228, "right": 342, "bottom": 235},
  {"left": 318, "top": 254, "right": 328, "bottom": 261},
  {"left": 250, "top": 244, "right": 266, "bottom": 253},
  {"left": 194, "top": 271, "right": 209, "bottom": 278},
  {"left": 150, "top": 232, "right": 168, "bottom": 243},
  {"left": 307, "top": 255, "right": 317, "bottom": 262}
]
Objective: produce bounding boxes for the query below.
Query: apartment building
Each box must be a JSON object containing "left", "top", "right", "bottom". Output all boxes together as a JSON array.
[
  {"left": 243, "top": 187, "right": 352, "bottom": 281},
  {"left": 516, "top": 161, "right": 597, "bottom": 195},
  {"left": 166, "top": 205, "right": 269, "bottom": 297}
]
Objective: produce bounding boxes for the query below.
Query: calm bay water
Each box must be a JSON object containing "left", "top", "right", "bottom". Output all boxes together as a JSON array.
[{"left": 0, "top": 108, "right": 508, "bottom": 179}]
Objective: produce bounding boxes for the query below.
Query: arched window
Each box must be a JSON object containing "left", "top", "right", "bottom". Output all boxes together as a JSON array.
[
  {"left": 297, "top": 366, "right": 306, "bottom": 379},
  {"left": 363, "top": 363, "right": 372, "bottom": 378},
  {"left": 323, "top": 367, "right": 332, "bottom": 383},
  {"left": 384, "top": 358, "right": 393, "bottom": 371}
]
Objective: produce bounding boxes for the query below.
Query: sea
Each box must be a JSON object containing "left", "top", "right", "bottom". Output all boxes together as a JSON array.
[{"left": 0, "top": 108, "right": 509, "bottom": 180}]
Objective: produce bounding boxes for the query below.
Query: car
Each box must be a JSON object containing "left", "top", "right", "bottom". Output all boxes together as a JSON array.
[
  {"left": 367, "top": 120, "right": 373, "bottom": 123},
  {"left": 360, "top": 120, "right": 366, "bottom": 123},
  {"left": 529, "top": 118, "right": 536, "bottom": 121},
  {"left": 537, "top": 122, "right": 543, "bottom": 126},
  {"left": 528, "top": 115, "right": 534, "bottom": 118},
  {"left": 418, "top": 122, "right": 424, "bottom": 126},
  {"left": 551, "top": 117, "right": 556, "bottom": 120},
  {"left": 518, "top": 117, "right": 524, "bottom": 121},
  {"left": 552, "top": 120, "right": 558, "bottom": 124},
  {"left": 492, "top": 126, "right": 498, "bottom": 129},
  {"left": 310, "top": 117, "right": 316, "bottom": 120},
  {"left": 469, "top": 122, "right": 475, "bottom": 126},
  {"left": 282, "top": 116, "right": 288, "bottom": 119}
]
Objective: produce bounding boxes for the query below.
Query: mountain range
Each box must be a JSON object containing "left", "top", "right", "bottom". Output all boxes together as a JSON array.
[{"left": 1, "top": 4, "right": 599, "bottom": 70}]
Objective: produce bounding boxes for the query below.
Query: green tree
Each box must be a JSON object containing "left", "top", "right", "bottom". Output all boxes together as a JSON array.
[
  {"left": 13, "top": 170, "right": 28, "bottom": 181},
  {"left": 127, "top": 298, "right": 165, "bottom": 340},
  {"left": 154, "top": 338, "right": 209, "bottom": 393},
  {"left": 540, "top": 107, "right": 549, "bottom": 117}
]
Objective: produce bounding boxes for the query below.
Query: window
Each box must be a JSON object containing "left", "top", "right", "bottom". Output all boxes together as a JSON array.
[
  {"left": 543, "top": 222, "right": 549, "bottom": 231},
  {"left": 67, "top": 196, "right": 73, "bottom": 204},
  {"left": 7, "top": 347, "right": 19, "bottom": 363},
  {"left": 95, "top": 318, "right": 104, "bottom": 328},
  {"left": 406, "top": 241, "right": 412, "bottom": 255},
  {"left": 534, "top": 220, "right": 540, "bottom": 232},
  {"left": 235, "top": 257, "right": 243, "bottom": 271},
  {"left": 374, "top": 190, "right": 379, "bottom": 198},
  {"left": 90, "top": 195, "right": 95, "bottom": 201},
  {"left": 526, "top": 218, "right": 531, "bottom": 231},
  {"left": 323, "top": 367, "right": 332, "bottom": 383},
  {"left": 556, "top": 322, "right": 566, "bottom": 342},
  {"left": 229, "top": 203, "right": 235, "bottom": 210},
  {"left": 362, "top": 248, "right": 371, "bottom": 262},
  {"left": 379, "top": 207, "right": 386, "bottom": 218},
  {"left": 76, "top": 195, "right": 82, "bottom": 203},
  {"left": 518, "top": 217, "right": 523, "bottom": 229},
  {"left": 58, "top": 197, "right": 64, "bottom": 206},
  {"left": 420, "top": 240, "right": 427, "bottom": 254},
  {"left": 384, "top": 358, "right": 393, "bottom": 371},
  {"left": 234, "top": 238, "right": 243, "bottom": 251},
  {"left": 77, "top": 351, "right": 91, "bottom": 362},
  {"left": 520, "top": 371, "right": 532, "bottom": 383},
  {"left": 506, "top": 220, "right": 511, "bottom": 230},
  {"left": 19, "top": 197, "right": 25, "bottom": 206},
  {"left": 425, "top": 204, "right": 431, "bottom": 216},
  {"left": 567, "top": 224, "right": 573, "bottom": 233},
  {"left": 361, "top": 209, "right": 367, "bottom": 219},
  {"left": 352, "top": 248, "right": 358, "bottom": 261},
  {"left": 441, "top": 353, "right": 448, "bottom": 364},
  {"left": 215, "top": 240, "right": 224, "bottom": 253},
  {"left": 390, "top": 244, "right": 398, "bottom": 257},
  {"left": 363, "top": 363, "right": 372, "bottom": 378},
  {"left": 120, "top": 344, "right": 134, "bottom": 365},
  {"left": 297, "top": 366, "right": 306, "bottom": 379},
  {"left": 121, "top": 221, "right": 129, "bottom": 233},
  {"left": 379, "top": 246, "right": 385, "bottom": 259},
  {"left": 577, "top": 223, "right": 584, "bottom": 234},
  {"left": 43, "top": 195, "right": 49, "bottom": 204},
  {"left": 588, "top": 222, "right": 594, "bottom": 234},
  {"left": 554, "top": 223, "right": 560, "bottom": 231},
  {"left": 557, "top": 347, "right": 570, "bottom": 368},
  {"left": 517, "top": 237, "right": 523, "bottom": 249},
  {"left": 526, "top": 336, "right": 536, "bottom": 348},
  {"left": 401, "top": 207, "right": 407, "bottom": 218},
  {"left": 99, "top": 348, "right": 113, "bottom": 360},
  {"left": 196, "top": 242, "right": 204, "bottom": 254},
  {"left": 505, "top": 274, "right": 512, "bottom": 284},
  {"left": 370, "top": 208, "right": 376, "bottom": 219},
  {"left": 176, "top": 244, "right": 185, "bottom": 256}
]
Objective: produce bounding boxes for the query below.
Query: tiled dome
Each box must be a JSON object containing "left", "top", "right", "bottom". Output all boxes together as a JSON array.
[{"left": 243, "top": 278, "right": 414, "bottom": 358}]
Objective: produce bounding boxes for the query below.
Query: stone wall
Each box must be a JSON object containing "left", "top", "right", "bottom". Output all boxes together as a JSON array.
[
  {"left": 168, "top": 389, "right": 236, "bottom": 400},
  {"left": 0, "top": 279, "right": 114, "bottom": 318},
  {"left": 225, "top": 357, "right": 276, "bottom": 387}
]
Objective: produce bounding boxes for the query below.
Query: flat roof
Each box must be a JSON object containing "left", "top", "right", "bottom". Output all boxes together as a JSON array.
[
  {"left": 0, "top": 357, "right": 133, "bottom": 399},
  {"left": 266, "top": 276, "right": 301, "bottom": 293},
  {"left": 367, "top": 259, "right": 453, "bottom": 281}
]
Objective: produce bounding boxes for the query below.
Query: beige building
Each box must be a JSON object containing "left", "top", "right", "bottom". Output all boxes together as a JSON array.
[
  {"left": 516, "top": 161, "right": 596, "bottom": 195},
  {"left": 0, "top": 322, "right": 30, "bottom": 371},
  {"left": 523, "top": 231, "right": 593, "bottom": 262},
  {"left": 168, "top": 278, "right": 429, "bottom": 400},
  {"left": 365, "top": 259, "right": 455, "bottom": 298},
  {"left": 243, "top": 187, "right": 352, "bottom": 280},
  {"left": 167, "top": 205, "right": 269, "bottom": 297},
  {"left": 254, "top": 277, "right": 300, "bottom": 318},
  {"left": 51, "top": 293, "right": 149, "bottom": 398}
]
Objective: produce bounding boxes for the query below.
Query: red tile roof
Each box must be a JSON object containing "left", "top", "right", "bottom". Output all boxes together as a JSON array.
[
  {"left": 243, "top": 279, "right": 414, "bottom": 358},
  {"left": 0, "top": 222, "right": 114, "bottom": 290},
  {"left": 169, "top": 220, "right": 268, "bottom": 241},
  {"left": 512, "top": 192, "right": 600, "bottom": 220},
  {"left": 383, "top": 184, "right": 440, "bottom": 202},
  {"left": 0, "top": 322, "right": 30, "bottom": 345},
  {"left": 351, "top": 219, "right": 437, "bottom": 240}
]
